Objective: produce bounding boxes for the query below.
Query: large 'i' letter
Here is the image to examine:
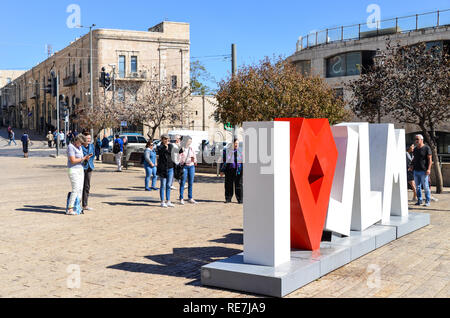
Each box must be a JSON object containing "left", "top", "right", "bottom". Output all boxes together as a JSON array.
[{"left": 276, "top": 118, "right": 338, "bottom": 251}]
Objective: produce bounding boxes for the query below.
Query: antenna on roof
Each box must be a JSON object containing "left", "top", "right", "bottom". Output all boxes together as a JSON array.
[{"left": 46, "top": 44, "right": 53, "bottom": 58}]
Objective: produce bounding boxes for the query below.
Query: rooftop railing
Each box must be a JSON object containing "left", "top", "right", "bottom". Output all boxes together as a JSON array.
[{"left": 296, "top": 9, "right": 450, "bottom": 52}]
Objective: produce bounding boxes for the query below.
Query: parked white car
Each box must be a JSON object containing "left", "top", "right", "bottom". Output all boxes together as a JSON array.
[{"left": 167, "top": 130, "right": 209, "bottom": 154}]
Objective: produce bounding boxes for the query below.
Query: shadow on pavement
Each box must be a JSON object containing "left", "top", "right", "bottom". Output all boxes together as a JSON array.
[
  {"left": 107, "top": 246, "right": 242, "bottom": 286},
  {"left": 16, "top": 205, "right": 66, "bottom": 215},
  {"left": 409, "top": 207, "right": 450, "bottom": 212},
  {"left": 194, "top": 175, "right": 223, "bottom": 184},
  {"left": 209, "top": 232, "right": 243, "bottom": 245},
  {"left": 103, "top": 201, "right": 151, "bottom": 207},
  {"left": 108, "top": 188, "right": 143, "bottom": 192}
]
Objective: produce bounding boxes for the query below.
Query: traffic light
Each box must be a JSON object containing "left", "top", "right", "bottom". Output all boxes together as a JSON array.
[
  {"left": 50, "top": 71, "right": 57, "bottom": 97},
  {"left": 100, "top": 68, "right": 106, "bottom": 87},
  {"left": 59, "top": 95, "right": 67, "bottom": 115},
  {"left": 44, "top": 77, "right": 52, "bottom": 94},
  {"left": 104, "top": 73, "right": 111, "bottom": 88}
]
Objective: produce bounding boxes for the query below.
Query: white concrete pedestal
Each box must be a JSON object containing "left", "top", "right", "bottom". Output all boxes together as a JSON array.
[{"left": 201, "top": 212, "right": 430, "bottom": 297}]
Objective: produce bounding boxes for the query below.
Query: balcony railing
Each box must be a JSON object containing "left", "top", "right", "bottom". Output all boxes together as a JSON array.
[
  {"left": 63, "top": 74, "right": 78, "bottom": 87},
  {"left": 296, "top": 9, "right": 450, "bottom": 52},
  {"left": 116, "top": 71, "right": 148, "bottom": 81}
]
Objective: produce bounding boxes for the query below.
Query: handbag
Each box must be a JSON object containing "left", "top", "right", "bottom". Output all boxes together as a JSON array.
[
  {"left": 174, "top": 164, "right": 184, "bottom": 181},
  {"left": 66, "top": 192, "right": 83, "bottom": 215}
]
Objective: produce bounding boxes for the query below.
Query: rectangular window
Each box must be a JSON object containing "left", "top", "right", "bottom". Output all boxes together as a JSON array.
[
  {"left": 119, "top": 55, "right": 126, "bottom": 78},
  {"left": 131, "top": 56, "right": 138, "bottom": 74},
  {"left": 346, "top": 52, "right": 361, "bottom": 76},
  {"left": 171, "top": 75, "right": 178, "bottom": 89},
  {"left": 362, "top": 51, "right": 376, "bottom": 74},
  {"left": 297, "top": 60, "right": 311, "bottom": 76},
  {"left": 327, "top": 54, "right": 346, "bottom": 78}
]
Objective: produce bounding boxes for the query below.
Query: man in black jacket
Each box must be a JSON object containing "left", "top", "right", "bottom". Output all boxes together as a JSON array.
[
  {"left": 220, "top": 139, "right": 243, "bottom": 204},
  {"left": 157, "top": 135, "right": 176, "bottom": 208}
]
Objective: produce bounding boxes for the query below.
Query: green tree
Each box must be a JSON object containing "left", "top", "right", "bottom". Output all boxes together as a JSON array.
[
  {"left": 190, "top": 60, "right": 215, "bottom": 95},
  {"left": 214, "top": 56, "right": 350, "bottom": 126},
  {"left": 348, "top": 41, "right": 450, "bottom": 193}
]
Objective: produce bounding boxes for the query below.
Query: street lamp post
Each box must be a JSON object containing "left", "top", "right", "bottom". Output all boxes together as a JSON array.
[{"left": 77, "top": 24, "right": 96, "bottom": 137}]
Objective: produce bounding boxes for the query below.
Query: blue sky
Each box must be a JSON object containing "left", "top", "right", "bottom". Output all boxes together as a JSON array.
[{"left": 0, "top": 0, "right": 448, "bottom": 89}]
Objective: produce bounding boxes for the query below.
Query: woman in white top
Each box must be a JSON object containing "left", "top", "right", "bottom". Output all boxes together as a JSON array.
[
  {"left": 179, "top": 136, "right": 198, "bottom": 205},
  {"left": 67, "top": 134, "right": 92, "bottom": 215}
]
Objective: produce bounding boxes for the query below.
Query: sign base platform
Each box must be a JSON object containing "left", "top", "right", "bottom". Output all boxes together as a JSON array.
[{"left": 201, "top": 212, "right": 430, "bottom": 297}]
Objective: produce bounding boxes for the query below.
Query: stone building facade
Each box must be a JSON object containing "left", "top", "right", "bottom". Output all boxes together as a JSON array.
[
  {"left": 0, "top": 21, "right": 217, "bottom": 138},
  {"left": 0, "top": 70, "right": 25, "bottom": 126},
  {"left": 288, "top": 18, "right": 450, "bottom": 159}
]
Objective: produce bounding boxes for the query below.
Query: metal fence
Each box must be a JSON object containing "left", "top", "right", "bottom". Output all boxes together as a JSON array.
[{"left": 297, "top": 9, "right": 450, "bottom": 51}]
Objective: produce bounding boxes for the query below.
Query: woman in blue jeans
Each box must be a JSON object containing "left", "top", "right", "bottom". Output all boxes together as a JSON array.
[
  {"left": 179, "top": 136, "right": 198, "bottom": 205},
  {"left": 157, "top": 135, "right": 175, "bottom": 208},
  {"left": 144, "top": 140, "right": 158, "bottom": 191}
]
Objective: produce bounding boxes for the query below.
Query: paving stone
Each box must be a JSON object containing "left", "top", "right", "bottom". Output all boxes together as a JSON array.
[{"left": 0, "top": 136, "right": 448, "bottom": 298}]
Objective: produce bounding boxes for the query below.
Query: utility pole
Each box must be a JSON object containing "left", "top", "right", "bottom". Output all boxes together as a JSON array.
[
  {"left": 231, "top": 44, "right": 238, "bottom": 138},
  {"left": 56, "top": 73, "right": 60, "bottom": 157},
  {"left": 77, "top": 23, "right": 96, "bottom": 137},
  {"left": 89, "top": 25, "right": 95, "bottom": 138}
]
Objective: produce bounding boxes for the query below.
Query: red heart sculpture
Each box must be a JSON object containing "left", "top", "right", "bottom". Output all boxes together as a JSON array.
[{"left": 276, "top": 118, "right": 338, "bottom": 251}]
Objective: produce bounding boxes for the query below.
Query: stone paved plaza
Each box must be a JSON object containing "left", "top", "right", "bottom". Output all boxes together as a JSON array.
[{"left": 0, "top": 134, "right": 449, "bottom": 298}]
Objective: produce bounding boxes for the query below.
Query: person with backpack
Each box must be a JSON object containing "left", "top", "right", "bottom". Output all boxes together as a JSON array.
[
  {"left": 20, "top": 132, "right": 31, "bottom": 158},
  {"left": 113, "top": 134, "right": 124, "bottom": 172},
  {"left": 144, "top": 139, "right": 158, "bottom": 191}
]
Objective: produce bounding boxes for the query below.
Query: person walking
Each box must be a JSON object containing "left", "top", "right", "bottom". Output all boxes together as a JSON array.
[
  {"left": 144, "top": 139, "right": 158, "bottom": 191},
  {"left": 179, "top": 136, "right": 198, "bottom": 205},
  {"left": 409, "top": 134, "right": 432, "bottom": 207},
  {"left": 46, "top": 131, "right": 54, "bottom": 148},
  {"left": 60, "top": 130, "right": 66, "bottom": 148},
  {"left": 20, "top": 132, "right": 31, "bottom": 158},
  {"left": 101, "top": 135, "right": 110, "bottom": 157},
  {"left": 53, "top": 130, "right": 58, "bottom": 148},
  {"left": 67, "top": 130, "right": 73, "bottom": 144},
  {"left": 113, "top": 134, "right": 124, "bottom": 172},
  {"left": 94, "top": 136, "right": 101, "bottom": 161},
  {"left": 220, "top": 139, "right": 243, "bottom": 204},
  {"left": 157, "top": 134, "right": 175, "bottom": 208},
  {"left": 8, "top": 129, "right": 17, "bottom": 146},
  {"left": 67, "top": 134, "right": 91, "bottom": 216},
  {"left": 406, "top": 144, "right": 418, "bottom": 202}
]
